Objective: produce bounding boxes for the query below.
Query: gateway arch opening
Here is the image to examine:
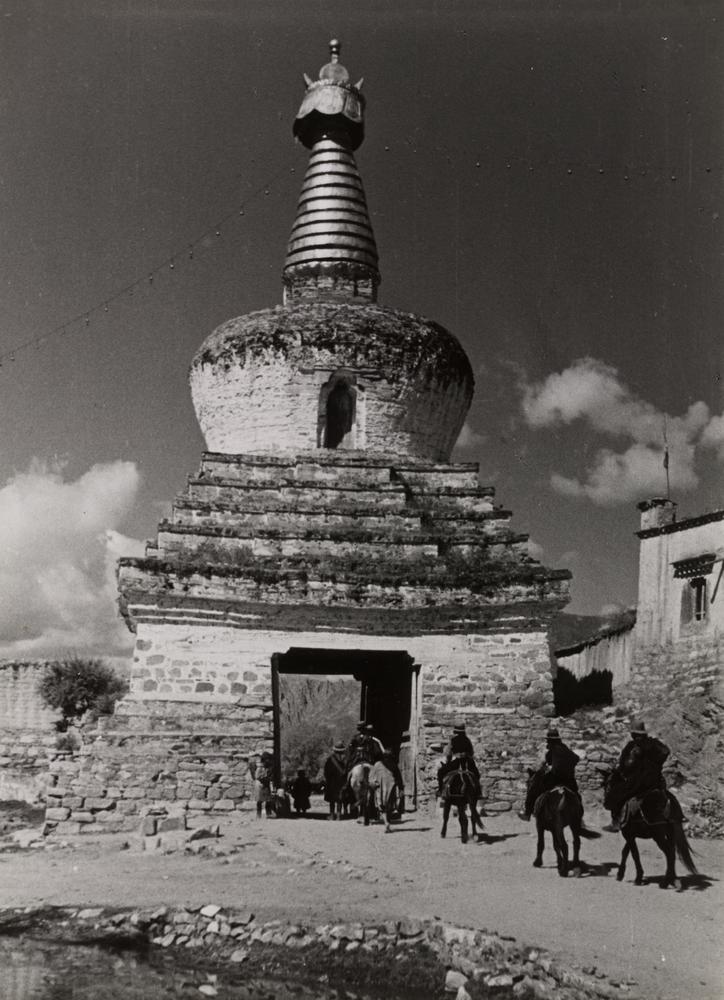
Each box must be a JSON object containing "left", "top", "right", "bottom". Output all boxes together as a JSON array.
[{"left": 271, "top": 648, "right": 419, "bottom": 809}]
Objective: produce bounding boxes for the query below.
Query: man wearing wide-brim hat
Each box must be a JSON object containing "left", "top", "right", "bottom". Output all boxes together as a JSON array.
[
  {"left": 323, "top": 740, "right": 348, "bottom": 820},
  {"left": 345, "top": 721, "right": 373, "bottom": 772},
  {"left": 519, "top": 726, "right": 581, "bottom": 822},
  {"left": 437, "top": 721, "right": 481, "bottom": 797},
  {"left": 605, "top": 719, "right": 670, "bottom": 831}
]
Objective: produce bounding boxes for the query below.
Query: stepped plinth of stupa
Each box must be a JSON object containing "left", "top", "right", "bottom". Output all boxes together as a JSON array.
[{"left": 44, "top": 42, "right": 570, "bottom": 837}]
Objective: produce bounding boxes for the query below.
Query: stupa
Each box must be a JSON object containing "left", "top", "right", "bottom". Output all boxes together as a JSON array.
[{"left": 45, "top": 43, "right": 569, "bottom": 835}]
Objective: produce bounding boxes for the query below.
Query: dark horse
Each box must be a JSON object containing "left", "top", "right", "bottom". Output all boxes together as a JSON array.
[
  {"left": 601, "top": 768, "right": 697, "bottom": 888},
  {"left": 527, "top": 770, "right": 600, "bottom": 877},
  {"left": 440, "top": 763, "right": 484, "bottom": 844}
]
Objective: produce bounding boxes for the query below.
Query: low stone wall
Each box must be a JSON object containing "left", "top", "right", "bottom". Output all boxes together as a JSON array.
[{"left": 43, "top": 706, "right": 271, "bottom": 837}]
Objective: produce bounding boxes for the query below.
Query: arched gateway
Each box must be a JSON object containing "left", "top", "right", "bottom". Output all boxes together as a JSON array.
[{"left": 45, "top": 43, "right": 569, "bottom": 836}]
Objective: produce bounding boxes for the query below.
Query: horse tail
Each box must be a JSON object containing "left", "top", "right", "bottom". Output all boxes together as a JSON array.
[{"left": 673, "top": 821, "right": 698, "bottom": 874}]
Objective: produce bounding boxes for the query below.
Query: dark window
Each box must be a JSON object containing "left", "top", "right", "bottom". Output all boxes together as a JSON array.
[
  {"left": 692, "top": 577, "right": 707, "bottom": 621},
  {"left": 682, "top": 576, "right": 708, "bottom": 625},
  {"left": 324, "top": 382, "right": 355, "bottom": 449}
]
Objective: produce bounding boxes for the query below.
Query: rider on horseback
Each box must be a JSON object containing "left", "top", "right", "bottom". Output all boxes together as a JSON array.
[
  {"left": 365, "top": 724, "right": 406, "bottom": 806},
  {"left": 605, "top": 720, "right": 670, "bottom": 832},
  {"left": 519, "top": 727, "right": 581, "bottom": 822},
  {"left": 346, "top": 722, "right": 375, "bottom": 770},
  {"left": 437, "top": 723, "right": 481, "bottom": 796}
]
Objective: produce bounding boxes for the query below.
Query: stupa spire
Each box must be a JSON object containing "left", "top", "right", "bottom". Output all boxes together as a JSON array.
[{"left": 283, "top": 40, "right": 380, "bottom": 304}]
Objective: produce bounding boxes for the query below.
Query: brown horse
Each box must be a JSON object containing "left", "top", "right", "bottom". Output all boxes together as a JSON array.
[
  {"left": 601, "top": 767, "right": 697, "bottom": 888},
  {"left": 440, "top": 764, "right": 484, "bottom": 844},
  {"left": 527, "top": 775, "right": 600, "bottom": 877}
]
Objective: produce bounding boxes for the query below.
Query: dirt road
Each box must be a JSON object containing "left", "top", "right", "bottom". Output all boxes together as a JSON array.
[{"left": 1, "top": 805, "right": 721, "bottom": 1000}]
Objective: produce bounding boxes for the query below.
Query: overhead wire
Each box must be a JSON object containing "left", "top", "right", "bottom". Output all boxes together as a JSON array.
[{"left": 0, "top": 158, "right": 298, "bottom": 369}]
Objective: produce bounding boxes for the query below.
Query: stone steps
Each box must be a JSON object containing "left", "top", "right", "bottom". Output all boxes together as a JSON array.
[
  {"left": 170, "top": 496, "right": 510, "bottom": 532},
  {"left": 198, "top": 451, "right": 484, "bottom": 491},
  {"left": 157, "top": 520, "right": 528, "bottom": 557},
  {"left": 185, "top": 480, "right": 499, "bottom": 518}
]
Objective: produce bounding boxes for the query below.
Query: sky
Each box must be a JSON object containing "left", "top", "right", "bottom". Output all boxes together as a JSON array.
[{"left": 1, "top": 0, "right": 722, "bottom": 660}]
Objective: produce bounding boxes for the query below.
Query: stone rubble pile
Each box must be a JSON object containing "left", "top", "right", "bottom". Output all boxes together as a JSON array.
[{"left": 5, "top": 904, "right": 640, "bottom": 1000}]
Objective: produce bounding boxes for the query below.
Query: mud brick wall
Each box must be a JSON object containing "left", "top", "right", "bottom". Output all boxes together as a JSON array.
[
  {"left": 0, "top": 732, "right": 57, "bottom": 803},
  {"left": 0, "top": 662, "right": 59, "bottom": 731},
  {"left": 0, "top": 661, "right": 60, "bottom": 802}
]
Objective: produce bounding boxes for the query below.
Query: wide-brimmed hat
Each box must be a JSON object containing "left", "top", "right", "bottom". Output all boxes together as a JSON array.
[
  {"left": 546, "top": 728, "right": 562, "bottom": 741},
  {"left": 356, "top": 721, "right": 366, "bottom": 731},
  {"left": 452, "top": 722, "right": 466, "bottom": 733},
  {"left": 333, "top": 741, "right": 346, "bottom": 752},
  {"left": 630, "top": 720, "right": 647, "bottom": 735}
]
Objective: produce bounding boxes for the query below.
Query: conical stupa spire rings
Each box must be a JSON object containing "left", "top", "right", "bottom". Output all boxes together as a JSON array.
[
  {"left": 285, "top": 138, "right": 378, "bottom": 272},
  {"left": 283, "top": 43, "right": 379, "bottom": 303}
]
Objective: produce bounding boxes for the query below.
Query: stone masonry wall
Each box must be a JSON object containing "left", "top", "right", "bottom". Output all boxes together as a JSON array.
[
  {"left": 45, "top": 623, "right": 561, "bottom": 832},
  {"left": 627, "top": 631, "right": 723, "bottom": 706},
  {"left": 541, "top": 630, "right": 724, "bottom": 818},
  {"left": 44, "top": 730, "right": 261, "bottom": 838},
  {"left": 419, "top": 631, "right": 556, "bottom": 812},
  {"left": 0, "top": 661, "right": 60, "bottom": 802}
]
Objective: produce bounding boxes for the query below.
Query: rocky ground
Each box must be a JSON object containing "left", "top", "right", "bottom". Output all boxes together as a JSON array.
[{"left": 0, "top": 800, "right": 722, "bottom": 1000}]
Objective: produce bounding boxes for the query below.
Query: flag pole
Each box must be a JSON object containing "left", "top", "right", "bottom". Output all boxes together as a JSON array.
[{"left": 663, "top": 416, "right": 671, "bottom": 500}]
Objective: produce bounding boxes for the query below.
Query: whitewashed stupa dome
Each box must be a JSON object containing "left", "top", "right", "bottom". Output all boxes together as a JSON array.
[{"left": 189, "top": 41, "right": 474, "bottom": 461}]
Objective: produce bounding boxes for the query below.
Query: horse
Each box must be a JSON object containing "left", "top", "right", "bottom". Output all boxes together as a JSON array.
[
  {"left": 348, "top": 763, "right": 374, "bottom": 825},
  {"left": 439, "top": 764, "right": 484, "bottom": 844},
  {"left": 368, "top": 760, "right": 401, "bottom": 832},
  {"left": 600, "top": 767, "right": 697, "bottom": 888},
  {"left": 527, "top": 771, "right": 600, "bottom": 877}
]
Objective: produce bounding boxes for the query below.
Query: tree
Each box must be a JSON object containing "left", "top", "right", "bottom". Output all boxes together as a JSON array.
[{"left": 38, "top": 656, "right": 128, "bottom": 732}]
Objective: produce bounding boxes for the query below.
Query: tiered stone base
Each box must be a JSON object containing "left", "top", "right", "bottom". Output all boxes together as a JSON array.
[{"left": 45, "top": 451, "right": 569, "bottom": 834}]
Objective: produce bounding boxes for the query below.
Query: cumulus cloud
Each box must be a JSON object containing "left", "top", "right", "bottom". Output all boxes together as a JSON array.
[
  {"left": 522, "top": 357, "right": 722, "bottom": 504},
  {"left": 0, "top": 460, "right": 144, "bottom": 659},
  {"left": 454, "top": 421, "right": 486, "bottom": 452},
  {"left": 700, "top": 414, "right": 724, "bottom": 462}
]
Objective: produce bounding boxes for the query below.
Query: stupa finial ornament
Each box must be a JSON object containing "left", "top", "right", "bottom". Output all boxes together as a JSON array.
[
  {"left": 283, "top": 39, "right": 378, "bottom": 302},
  {"left": 293, "top": 39, "right": 365, "bottom": 151}
]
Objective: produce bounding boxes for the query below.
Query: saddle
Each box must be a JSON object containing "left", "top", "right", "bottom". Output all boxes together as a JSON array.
[
  {"left": 621, "top": 789, "right": 670, "bottom": 826},
  {"left": 440, "top": 763, "right": 476, "bottom": 798},
  {"left": 532, "top": 784, "right": 581, "bottom": 819}
]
